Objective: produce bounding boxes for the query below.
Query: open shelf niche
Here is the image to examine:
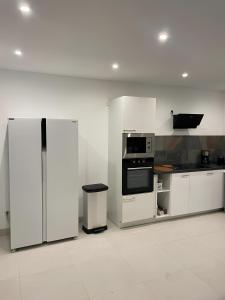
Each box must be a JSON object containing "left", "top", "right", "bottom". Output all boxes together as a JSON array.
[{"left": 156, "top": 173, "right": 171, "bottom": 217}]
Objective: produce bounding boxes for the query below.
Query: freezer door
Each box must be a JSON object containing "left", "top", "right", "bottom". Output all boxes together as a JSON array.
[
  {"left": 46, "top": 119, "right": 78, "bottom": 241},
  {"left": 8, "top": 119, "right": 43, "bottom": 249}
]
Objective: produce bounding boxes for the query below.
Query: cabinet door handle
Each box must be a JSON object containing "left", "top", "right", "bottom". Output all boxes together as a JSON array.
[
  {"left": 123, "top": 129, "right": 136, "bottom": 132},
  {"left": 124, "top": 197, "right": 135, "bottom": 202}
]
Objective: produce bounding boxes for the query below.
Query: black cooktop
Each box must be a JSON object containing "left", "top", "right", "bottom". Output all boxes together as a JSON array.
[
  {"left": 173, "top": 163, "right": 212, "bottom": 170},
  {"left": 172, "top": 163, "right": 224, "bottom": 172}
]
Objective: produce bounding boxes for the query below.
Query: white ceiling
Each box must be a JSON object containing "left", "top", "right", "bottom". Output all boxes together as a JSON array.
[{"left": 0, "top": 0, "right": 225, "bottom": 90}]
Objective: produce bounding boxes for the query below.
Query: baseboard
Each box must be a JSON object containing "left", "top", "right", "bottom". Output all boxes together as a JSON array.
[
  {"left": 0, "top": 228, "right": 9, "bottom": 236},
  {"left": 119, "top": 209, "right": 224, "bottom": 228}
]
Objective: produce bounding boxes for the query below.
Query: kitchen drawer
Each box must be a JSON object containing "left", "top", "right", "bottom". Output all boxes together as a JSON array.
[{"left": 122, "top": 193, "right": 156, "bottom": 223}]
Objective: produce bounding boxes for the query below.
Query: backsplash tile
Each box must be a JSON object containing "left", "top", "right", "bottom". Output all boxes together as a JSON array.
[{"left": 155, "top": 136, "right": 225, "bottom": 165}]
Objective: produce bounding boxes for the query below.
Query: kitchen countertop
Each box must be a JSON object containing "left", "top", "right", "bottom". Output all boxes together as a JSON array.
[{"left": 154, "top": 164, "right": 225, "bottom": 175}]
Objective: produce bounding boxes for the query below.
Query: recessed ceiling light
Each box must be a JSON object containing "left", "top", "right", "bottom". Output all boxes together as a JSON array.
[
  {"left": 19, "top": 3, "right": 32, "bottom": 15},
  {"left": 158, "top": 32, "right": 169, "bottom": 42},
  {"left": 14, "top": 49, "right": 23, "bottom": 56},
  {"left": 182, "top": 72, "right": 189, "bottom": 78},
  {"left": 112, "top": 63, "right": 119, "bottom": 70}
]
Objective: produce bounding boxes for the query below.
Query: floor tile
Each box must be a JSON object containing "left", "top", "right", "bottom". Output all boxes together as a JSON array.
[
  {"left": 1, "top": 212, "right": 225, "bottom": 300},
  {"left": 105, "top": 222, "right": 189, "bottom": 259},
  {"left": 91, "top": 282, "right": 161, "bottom": 300},
  {"left": 162, "top": 236, "right": 219, "bottom": 269},
  {"left": 69, "top": 235, "right": 115, "bottom": 266},
  {"left": 74, "top": 250, "right": 140, "bottom": 298},
  {"left": 195, "top": 230, "right": 225, "bottom": 259},
  {"left": 180, "top": 212, "right": 225, "bottom": 237},
  {"left": 143, "top": 269, "right": 222, "bottom": 300},
  {"left": 0, "top": 235, "right": 11, "bottom": 255},
  {"left": 118, "top": 243, "right": 183, "bottom": 282},
  {"left": 0, "top": 253, "right": 19, "bottom": 280},
  {"left": 16, "top": 243, "right": 71, "bottom": 276},
  {"left": 0, "top": 278, "right": 21, "bottom": 300},
  {"left": 191, "top": 259, "right": 225, "bottom": 297},
  {"left": 20, "top": 266, "right": 89, "bottom": 300}
]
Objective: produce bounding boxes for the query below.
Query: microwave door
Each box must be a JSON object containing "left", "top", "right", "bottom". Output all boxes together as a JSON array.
[
  {"left": 127, "top": 137, "right": 146, "bottom": 154},
  {"left": 122, "top": 133, "right": 155, "bottom": 159}
]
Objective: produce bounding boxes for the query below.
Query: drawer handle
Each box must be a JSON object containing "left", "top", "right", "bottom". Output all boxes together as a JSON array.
[
  {"left": 182, "top": 175, "right": 189, "bottom": 178},
  {"left": 207, "top": 173, "right": 213, "bottom": 176}
]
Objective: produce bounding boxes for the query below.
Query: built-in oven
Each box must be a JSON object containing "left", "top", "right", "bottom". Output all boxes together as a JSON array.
[
  {"left": 122, "top": 133, "right": 155, "bottom": 159},
  {"left": 122, "top": 158, "right": 154, "bottom": 195}
]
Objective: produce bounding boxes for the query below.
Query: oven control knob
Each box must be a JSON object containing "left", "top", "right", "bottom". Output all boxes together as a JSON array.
[
  {"left": 142, "top": 159, "right": 145, "bottom": 163},
  {"left": 132, "top": 160, "right": 135, "bottom": 164},
  {"left": 138, "top": 160, "right": 141, "bottom": 163}
]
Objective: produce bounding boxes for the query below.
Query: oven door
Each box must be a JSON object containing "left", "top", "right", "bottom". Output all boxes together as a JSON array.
[{"left": 122, "top": 164, "right": 154, "bottom": 195}]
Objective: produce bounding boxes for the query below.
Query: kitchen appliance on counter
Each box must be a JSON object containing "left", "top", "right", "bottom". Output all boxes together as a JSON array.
[
  {"left": 201, "top": 150, "right": 210, "bottom": 165},
  {"left": 217, "top": 155, "right": 225, "bottom": 166},
  {"left": 122, "top": 133, "right": 154, "bottom": 159},
  {"left": 122, "top": 158, "right": 154, "bottom": 195}
]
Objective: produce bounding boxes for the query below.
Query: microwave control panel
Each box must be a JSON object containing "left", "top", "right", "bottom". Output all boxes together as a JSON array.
[{"left": 146, "top": 137, "right": 152, "bottom": 153}]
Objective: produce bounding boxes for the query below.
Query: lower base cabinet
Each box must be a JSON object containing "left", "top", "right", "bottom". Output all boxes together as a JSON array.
[
  {"left": 170, "top": 171, "right": 224, "bottom": 217},
  {"left": 189, "top": 171, "right": 224, "bottom": 213},
  {"left": 170, "top": 173, "right": 189, "bottom": 216},
  {"left": 122, "top": 193, "right": 156, "bottom": 223}
]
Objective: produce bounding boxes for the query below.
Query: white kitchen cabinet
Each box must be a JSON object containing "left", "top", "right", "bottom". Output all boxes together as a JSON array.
[
  {"left": 189, "top": 172, "right": 208, "bottom": 213},
  {"left": 205, "top": 171, "right": 224, "bottom": 210},
  {"left": 189, "top": 171, "right": 224, "bottom": 213},
  {"left": 108, "top": 96, "right": 156, "bottom": 227},
  {"left": 121, "top": 96, "right": 156, "bottom": 133},
  {"left": 122, "top": 193, "right": 156, "bottom": 223},
  {"left": 170, "top": 173, "right": 189, "bottom": 216}
]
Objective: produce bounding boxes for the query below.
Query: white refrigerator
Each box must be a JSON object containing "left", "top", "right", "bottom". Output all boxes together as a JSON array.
[{"left": 8, "top": 118, "right": 79, "bottom": 250}]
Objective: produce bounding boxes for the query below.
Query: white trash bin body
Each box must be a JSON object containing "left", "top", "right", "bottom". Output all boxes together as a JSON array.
[{"left": 82, "top": 184, "right": 108, "bottom": 234}]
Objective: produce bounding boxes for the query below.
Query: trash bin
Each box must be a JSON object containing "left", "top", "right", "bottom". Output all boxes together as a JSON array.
[{"left": 82, "top": 183, "right": 108, "bottom": 234}]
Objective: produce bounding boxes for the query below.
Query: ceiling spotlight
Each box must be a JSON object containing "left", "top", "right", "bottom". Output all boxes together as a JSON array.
[
  {"left": 19, "top": 3, "right": 32, "bottom": 15},
  {"left": 182, "top": 72, "right": 189, "bottom": 78},
  {"left": 112, "top": 63, "right": 119, "bottom": 70},
  {"left": 14, "top": 49, "right": 23, "bottom": 56},
  {"left": 158, "top": 32, "right": 169, "bottom": 42}
]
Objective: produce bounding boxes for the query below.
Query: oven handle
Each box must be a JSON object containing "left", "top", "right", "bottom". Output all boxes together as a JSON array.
[{"left": 127, "top": 167, "right": 153, "bottom": 170}]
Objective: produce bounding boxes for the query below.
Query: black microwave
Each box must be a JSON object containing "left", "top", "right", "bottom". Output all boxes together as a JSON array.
[{"left": 122, "top": 133, "right": 155, "bottom": 159}]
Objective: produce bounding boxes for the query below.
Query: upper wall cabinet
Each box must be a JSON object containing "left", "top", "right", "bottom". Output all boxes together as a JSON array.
[{"left": 117, "top": 96, "right": 156, "bottom": 133}]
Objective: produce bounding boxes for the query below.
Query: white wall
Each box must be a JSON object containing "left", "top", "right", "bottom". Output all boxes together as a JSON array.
[{"left": 0, "top": 69, "right": 224, "bottom": 229}]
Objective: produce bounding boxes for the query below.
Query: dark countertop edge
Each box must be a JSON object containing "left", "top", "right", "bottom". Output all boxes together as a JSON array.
[{"left": 154, "top": 166, "right": 225, "bottom": 175}]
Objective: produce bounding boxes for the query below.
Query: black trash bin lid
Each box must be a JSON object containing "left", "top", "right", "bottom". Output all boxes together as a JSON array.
[{"left": 82, "top": 183, "right": 108, "bottom": 193}]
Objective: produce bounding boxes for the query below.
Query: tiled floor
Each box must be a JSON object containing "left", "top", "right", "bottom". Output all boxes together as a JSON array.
[{"left": 1, "top": 212, "right": 225, "bottom": 299}]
